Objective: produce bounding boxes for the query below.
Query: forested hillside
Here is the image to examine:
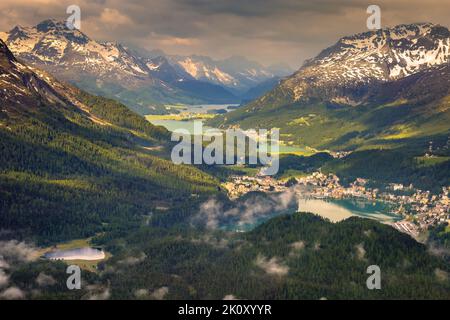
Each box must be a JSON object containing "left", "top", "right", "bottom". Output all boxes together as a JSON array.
[
  {"left": 0, "top": 40, "right": 219, "bottom": 243},
  {"left": 49, "top": 213, "right": 448, "bottom": 299}
]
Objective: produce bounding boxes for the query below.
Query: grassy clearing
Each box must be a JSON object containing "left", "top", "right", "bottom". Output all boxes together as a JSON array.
[
  {"left": 222, "top": 165, "right": 260, "bottom": 176},
  {"left": 288, "top": 117, "right": 311, "bottom": 126},
  {"left": 145, "top": 113, "right": 215, "bottom": 121},
  {"left": 278, "top": 169, "right": 309, "bottom": 180},
  {"left": 382, "top": 99, "right": 409, "bottom": 108},
  {"left": 381, "top": 125, "right": 419, "bottom": 140},
  {"left": 415, "top": 156, "right": 450, "bottom": 168},
  {"left": 277, "top": 149, "right": 317, "bottom": 156}
]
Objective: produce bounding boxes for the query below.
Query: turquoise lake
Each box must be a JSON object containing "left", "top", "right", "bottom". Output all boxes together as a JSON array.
[{"left": 222, "top": 198, "right": 400, "bottom": 232}]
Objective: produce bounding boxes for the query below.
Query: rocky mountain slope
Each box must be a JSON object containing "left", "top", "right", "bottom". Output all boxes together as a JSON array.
[
  {"left": 144, "top": 55, "right": 238, "bottom": 103},
  {"left": 284, "top": 23, "right": 450, "bottom": 104},
  {"left": 0, "top": 20, "right": 241, "bottom": 114},
  {"left": 125, "top": 47, "right": 292, "bottom": 96},
  {"left": 0, "top": 20, "right": 292, "bottom": 113},
  {"left": 168, "top": 54, "right": 291, "bottom": 95}
]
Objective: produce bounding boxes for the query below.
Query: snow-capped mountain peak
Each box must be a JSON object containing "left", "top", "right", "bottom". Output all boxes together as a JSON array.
[
  {"left": 285, "top": 23, "right": 450, "bottom": 102},
  {"left": 168, "top": 55, "right": 291, "bottom": 93},
  {"left": 0, "top": 19, "right": 292, "bottom": 111},
  {"left": 175, "top": 56, "right": 237, "bottom": 86},
  {"left": 2, "top": 19, "right": 152, "bottom": 80}
]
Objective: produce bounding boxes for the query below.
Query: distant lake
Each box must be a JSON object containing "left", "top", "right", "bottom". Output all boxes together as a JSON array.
[
  {"left": 147, "top": 104, "right": 308, "bottom": 154},
  {"left": 222, "top": 198, "right": 400, "bottom": 232},
  {"left": 179, "top": 104, "right": 239, "bottom": 114},
  {"left": 297, "top": 198, "right": 399, "bottom": 223},
  {"left": 149, "top": 119, "right": 214, "bottom": 134},
  {"left": 44, "top": 247, "right": 105, "bottom": 261},
  {"left": 150, "top": 119, "right": 307, "bottom": 154},
  {"left": 147, "top": 104, "right": 228, "bottom": 134}
]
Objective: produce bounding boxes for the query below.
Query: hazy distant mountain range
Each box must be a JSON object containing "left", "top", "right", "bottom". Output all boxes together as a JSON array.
[
  {"left": 168, "top": 54, "right": 289, "bottom": 94},
  {"left": 212, "top": 23, "right": 450, "bottom": 151},
  {"left": 0, "top": 19, "right": 292, "bottom": 115}
]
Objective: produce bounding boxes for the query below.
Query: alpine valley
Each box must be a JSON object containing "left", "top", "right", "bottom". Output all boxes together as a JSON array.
[
  {"left": 0, "top": 16, "right": 449, "bottom": 301},
  {"left": 211, "top": 23, "right": 450, "bottom": 191}
]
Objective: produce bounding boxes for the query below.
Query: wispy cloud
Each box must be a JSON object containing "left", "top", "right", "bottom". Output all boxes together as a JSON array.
[
  {"left": 194, "top": 188, "right": 298, "bottom": 229},
  {"left": 0, "top": 286, "right": 25, "bottom": 299},
  {"left": 89, "top": 288, "right": 111, "bottom": 300},
  {"left": 151, "top": 286, "right": 169, "bottom": 300},
  {"left": 117, "top": 252, "right": 147, "bottom": 266},
  {"left": 35, "top": 273, "right": 57, "bottom": 287},
  {"left": 0, "top": 240, "right": 39, "bottom": 298},
  {"left": 0, "top": 270, "right": 9, "bottom": 288},
  {"left": 0, "top": 240, "right": 39, "bottom": 264},
  {"left": 255, "top": 255, "right": 289, "bottom": 276}
]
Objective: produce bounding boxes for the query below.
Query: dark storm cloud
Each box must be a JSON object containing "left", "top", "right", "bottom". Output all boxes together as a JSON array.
[{"left": 0, "top": 0, "right": 449, "bottom": 68}]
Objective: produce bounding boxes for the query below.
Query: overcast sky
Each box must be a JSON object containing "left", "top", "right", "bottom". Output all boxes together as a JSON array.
[{"left": 1, "top": 0, "right": 449, "bottom": 68}]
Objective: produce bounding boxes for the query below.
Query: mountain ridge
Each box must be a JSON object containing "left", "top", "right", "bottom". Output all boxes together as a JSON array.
[
  {"left": 211, "top": 23, "right": 450, "bottom": 151},
  {"left": 167, "top": 54, "right": 291, "bottom": 95},
  {"left": 1, "top": 19, "right": 291, "bottom": 113},
  {"left": 281, "top": 22, "right": 450, "bottom": 105}
]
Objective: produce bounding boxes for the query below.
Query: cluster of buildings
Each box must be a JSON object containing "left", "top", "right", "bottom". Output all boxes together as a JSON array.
[
  {"left": 223, "top": 171, "right": 450, "bottom": 235},
  {"left": 405, "top": 187, "right": 450, "bottom": 230},
  {"left": 297, "top": 173, "right": 376, "bottom": 199},
  {"left": 222, "top": 175, "right": 288, "bottom": 199},
  {"left": 329, "top": 151, "right": 353, "bottom": 159},
  {"left": 295, "top": 172, "right": 450, "bottom": 232}
]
